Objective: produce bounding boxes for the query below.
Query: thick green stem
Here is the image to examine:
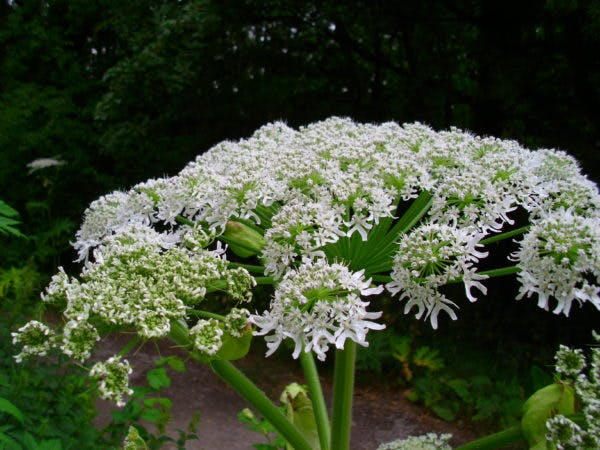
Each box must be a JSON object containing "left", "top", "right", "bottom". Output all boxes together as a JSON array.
[
  {"left": 169, "top": 320, "right": 313, "bottom": 450},
  {"left": 210, "top": 359, "right": 314, "bottom": 450},
  {"left": 330, "top": 340, "right": 356, "bottom": 450},
  {"left": 300, "top": 350, "right": 330, "bottom": 450},
  {"left": 455, "top": 425, "right": 523, "bottom": 450}
]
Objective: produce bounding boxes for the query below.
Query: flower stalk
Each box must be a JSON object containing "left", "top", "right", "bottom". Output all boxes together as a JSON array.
[
  {"left": 300, "top": 350, "right": 331, "bottom": 450},
  {"left": 210, "top": 359, "right": 314, "bottom": 450},
  {"left": 330, "top": 340, "right": 357, "bottom": 450}
]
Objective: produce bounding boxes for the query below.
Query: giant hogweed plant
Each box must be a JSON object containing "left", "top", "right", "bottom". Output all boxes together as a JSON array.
[{"left": 12, "top": 119, "right": 600, "bottom": 449}]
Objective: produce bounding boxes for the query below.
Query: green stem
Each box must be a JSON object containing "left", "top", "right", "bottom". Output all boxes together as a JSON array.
[
  {"left": 480, "top": 226, "right": 529, "bottom": 245},
  {"left": 330, "top": 340, "right": 356, "bottom": 450},
  {"left": 210, "top": 359, "right": 314, "bottom": 450},
  {"left": 254, "top": 276, "right": 276, "bottom": 285},
  {"left": 479, "top": 266, "right": 521, "bottom": 278},
  {"left": 227, "top": 261, "right": 266, "bottom": 273},
  {"left": 117, "top": 336, "right": 141, "bottom": 357},
  {"left": 169, "top": 320, "right": 313, "bottom": 450},
  {"left": 371, "top": 275, "right": 392, "bottom": 283},
  {"left": 175, "top": 215, "right": 195, "bottom": 227},
  {"left": 455, "top": 425, "right": 523, "bottom": 450},
  {"left": 300, "top": 350, "right": 331, "bottom": 450},
  {"left": 187, "top": 309, "right": 227, "bottom": 321}
]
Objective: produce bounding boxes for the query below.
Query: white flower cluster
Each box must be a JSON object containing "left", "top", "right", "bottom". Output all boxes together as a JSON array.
[
  {"left": 89, "top": 356, "right": 134, "bottom": 407},
  {"left": 545, "top": 334, "right": 600, "bottom": 449},
  {"left": 376, "top": 433, "right": 453, "bottom": 450},
  {"left": 512, "top": 209, "right": 600, "bottom": 315},
  {"left": 386, "top": 224, "right": 488, "bottom": 328},
  {"left": 250, "top": 259, "right": 384, "bottom": 360},
  {"left": 14, "top": 117, "right": 600, "bottom": 370},
  {"left": 12, "top": 320, "right": 55, "bottom": 363},
  {"left": 12, "top": 224, "right": 254, "bottom": 372}
]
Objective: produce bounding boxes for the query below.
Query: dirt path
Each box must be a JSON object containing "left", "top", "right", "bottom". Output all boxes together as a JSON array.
[{"left": 94, "top": 337, "right": 477, "bottom": 450}]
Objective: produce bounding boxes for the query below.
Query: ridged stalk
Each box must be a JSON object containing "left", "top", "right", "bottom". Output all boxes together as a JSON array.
[
  {"left": 330, "top": 340, "right": 356, "bottom": 450},
  {"left": 300, "top": 350, "right": 331, "bottom": 450}
]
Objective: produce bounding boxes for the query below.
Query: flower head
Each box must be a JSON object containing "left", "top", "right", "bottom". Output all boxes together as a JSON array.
[{"left": 250, "top": 259, "right": 384, "bottom": 360}]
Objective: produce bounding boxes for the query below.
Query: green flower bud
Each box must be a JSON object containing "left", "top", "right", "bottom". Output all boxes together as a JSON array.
[{"left": 221, "top": 221, "right": 265, "bottom": 258}]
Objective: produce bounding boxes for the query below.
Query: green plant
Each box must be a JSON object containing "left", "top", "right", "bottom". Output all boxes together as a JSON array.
[
  {"left": 238, "top": 408, "right": 287, "bottom": 450},
  {"left": 13, "top": 119, "right": 600, "bottom": 450},
  {"left": 0, "top": 200, "right": 25, "bottom": 238},
  {"left": 102, "top": 355, "right": 200, "bottom": 449},
  {"left": 0, "top": 345, "right": 105, "bottom": 449}
]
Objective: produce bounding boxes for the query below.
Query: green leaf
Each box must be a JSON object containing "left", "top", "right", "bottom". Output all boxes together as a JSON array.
[
  {"left": 431, "top": 401, "right": 459, "bottom": 421},
  {"left": 36, "top": 439, "right": 62, "bottom": 450},
  {"left": 279, "top": 383, "right": 319, "bottom": 450},
  {"left": 146, "top": 368, "right": 171, "bottom": 390},
  {"left": 521, "top": 383, "right": 575, "bottom": 447},
  {"left": 216, "top": 327, "right": 253, "bottom": 361},
  {"left": 140, "top": 408, "right": 164, "bottom": 424},
  {"left": 447, "top": 379, "right": 472, "bottom": 403},
  {"left": 0, "top": 430, "right": 22, "bottom": 450},
  {"left": 156, "top": 356, "right": 186, "bottom": 372},
  {"left": 21, "top": 433, "right": 37, "bottom": 450},
  {"left": 143, "top": 397, "right": 173, "bottom": 410},
  {"left": 0, "top": 201, "right": 19, "bottom": 217},
  {"left": 0, "top": 398, "right": 25, "bottom": 424}
]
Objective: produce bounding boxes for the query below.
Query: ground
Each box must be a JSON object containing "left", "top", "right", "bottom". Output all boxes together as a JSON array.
[{"left": 94, "top": 336, "right": 478, "bottom": 450}]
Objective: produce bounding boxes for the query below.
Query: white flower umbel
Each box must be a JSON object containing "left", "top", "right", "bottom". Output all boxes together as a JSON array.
[
  {"left": 386, "top": 224, "right": 488, "bottom": 328},
  {"left": 20, "top": 117, "right": 600, "bottom": 371},
  {"left": 250, "top": 259, "right": 384, "bottom": 361},
  {"left": 89, "top": 356, "right": 134, "bottom": 407},
  {"left": 512, "top": 209, "right": 600, "bottom": 315},
  {"left": 12, "top": 320, "right": 55, "bottom": 363},
  {"left": 545, "top": 334, "right": 600, "bottom": 449},
  {"left": 376, "top": 433, "right": 453, "bottom": 450},
  {"left": 37, "top": 223, "right": 255, "bottom": 367}
]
